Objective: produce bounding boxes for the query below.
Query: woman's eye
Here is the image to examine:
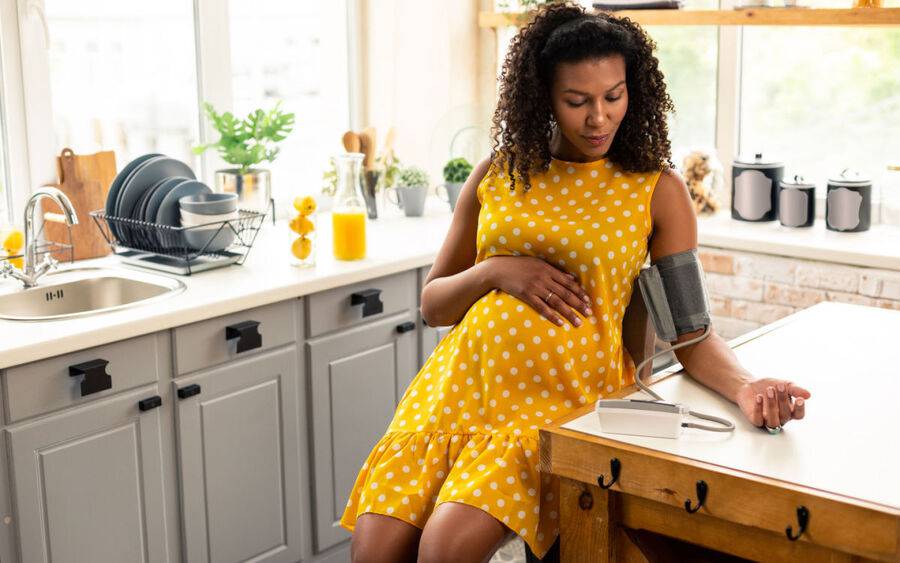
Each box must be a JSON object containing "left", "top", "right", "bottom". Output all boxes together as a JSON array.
[
  {"left": 566, "top": 101, "right": 585, "bottom": 108},
  {"left": 606, "top": 96, "right": 622, "bottom": 102}
]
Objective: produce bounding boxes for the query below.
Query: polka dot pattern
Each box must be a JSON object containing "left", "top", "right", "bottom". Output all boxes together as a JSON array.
[{"left": 340, "top": 157, "right": 662, "bottom": 559}]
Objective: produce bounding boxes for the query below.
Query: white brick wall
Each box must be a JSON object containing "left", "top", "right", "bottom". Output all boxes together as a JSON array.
[{"left": 699, "top": 247, "right": 900, "bottom": 340}]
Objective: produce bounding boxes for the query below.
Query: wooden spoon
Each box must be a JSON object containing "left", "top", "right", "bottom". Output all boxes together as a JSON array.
[
  {"left": 382, "top": 127, "right": 396, "bottom": 164},
  {"left": 342, "top": 130, "right": 361, "bottom": 153}
]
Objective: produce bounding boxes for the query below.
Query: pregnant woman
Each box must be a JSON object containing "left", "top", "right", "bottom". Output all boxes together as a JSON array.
[{"left": 342, "top": 3, "right": 810, "bottom": 561}]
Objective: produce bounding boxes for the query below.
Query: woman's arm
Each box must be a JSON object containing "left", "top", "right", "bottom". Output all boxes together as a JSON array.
[
  {"left": 420, "top": 158, "right": 495, "bottom": 327},
  {"left": 649, "top": 170, "right": 809, "bottom": 428}
]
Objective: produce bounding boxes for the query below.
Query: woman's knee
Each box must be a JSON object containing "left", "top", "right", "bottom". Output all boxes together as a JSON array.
[
  {"left": 351, "top": 513, "right": 421, "bottom": 563},
  {"left": 417, "top": 502, "right": 511, "bottom": 563}
]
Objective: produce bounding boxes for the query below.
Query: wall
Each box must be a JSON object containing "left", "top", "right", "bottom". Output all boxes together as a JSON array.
[{"left": 699, "top": 247, "right": 900, "bottom": 340}]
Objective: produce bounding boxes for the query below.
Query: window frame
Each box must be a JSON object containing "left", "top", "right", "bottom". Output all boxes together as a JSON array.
[{"left": 0, "top": 0, "right": 358, "bottom": 221}]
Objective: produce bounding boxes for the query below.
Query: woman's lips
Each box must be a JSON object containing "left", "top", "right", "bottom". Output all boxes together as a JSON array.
[{"left": 583, "top": 134, "right": 609, "bottom": 147}]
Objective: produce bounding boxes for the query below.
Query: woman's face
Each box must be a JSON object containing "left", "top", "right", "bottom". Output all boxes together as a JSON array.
[{"left": 549, "top": 55, "right": 628, "bottom": 162}]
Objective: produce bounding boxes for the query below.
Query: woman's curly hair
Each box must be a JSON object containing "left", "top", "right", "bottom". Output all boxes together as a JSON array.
[{"left": 491, "top": 1, "right": 674, "bottom": 192}]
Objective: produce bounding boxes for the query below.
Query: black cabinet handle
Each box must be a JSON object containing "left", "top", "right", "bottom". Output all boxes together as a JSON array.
[
  {"left": 177, "top": 384, "right": 202, "bottom": 400},
  {"left": 138, "top": 395, "right": 162, "bottom": 411},
  {"left": 69, "top": 359, "right": 112, "bottom": 397},
  {"left": 350, "top": 288, "right": 383, "bottom": 317},
  {"left": 396, "top": 321, "right": 416, "bottom": 334},
  {"left": 226, "top": 320, "right": 262, "bottom": 353}
]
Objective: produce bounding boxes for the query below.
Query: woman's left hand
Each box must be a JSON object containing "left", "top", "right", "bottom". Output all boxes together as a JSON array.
[{"left": 735, "top": 378, "right": 811, "bottom": 431}]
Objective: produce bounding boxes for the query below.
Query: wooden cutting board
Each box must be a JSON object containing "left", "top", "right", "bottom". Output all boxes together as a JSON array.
[{"left": 43, "top": 148, "right": 116, "bottom": 260}]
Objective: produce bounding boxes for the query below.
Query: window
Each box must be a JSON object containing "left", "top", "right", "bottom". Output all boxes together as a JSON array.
[
  {"left": 647, "top": 25, "right": 718, "bottom": 162},
  {"left": 739, "top": 27, "right": 900, "bottom": 199},
  {"left": 43, "top": 1, "right": 200, "bottom": 170},
  {"left": 226, "top": 0, "right": 351, "bottom": 214}
]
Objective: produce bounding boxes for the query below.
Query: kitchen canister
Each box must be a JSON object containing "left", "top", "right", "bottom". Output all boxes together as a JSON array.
[
  {"left": 778, "top": 175, "right": 816, "bottom": 228},
  {"left": 826, "top": 169, "right": 871, "bottom": 232},
  {"left": 731, "top": 153, "right": 784, "bottom": 222}
]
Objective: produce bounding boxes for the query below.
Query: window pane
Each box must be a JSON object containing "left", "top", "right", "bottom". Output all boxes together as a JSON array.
[
  {"left": 227, "top": 0, "right": 351, "bottom": 210},
  {"left": 740, "top": 28, "right": 900, "bottom": 207},
  {"left": 647, "top": 26, "right": 718, "bottom": 159},
  {"left": 45, "top": 1, "right": 199, "bottom": 168}
]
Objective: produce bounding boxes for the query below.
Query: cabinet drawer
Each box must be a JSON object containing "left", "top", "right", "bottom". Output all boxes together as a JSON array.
[
  {"left": 173, "top": 300, "right": 297, "bottom": 375},
  {"left": 3, "top": 333, "right": 162, "bottom": 423},
  {"left": 306, "top": 271, "right": 416, "bottom": 338}
]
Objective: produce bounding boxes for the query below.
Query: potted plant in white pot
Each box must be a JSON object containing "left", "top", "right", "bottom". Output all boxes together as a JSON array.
[
  {"left": 193, "top": 101, "right": 295, "bottom": 221},
  {"left": 386, "top": 165, "right": 430, "bottom": 217},
  {"left": 439, "top": 157, "right": 473, "bottom": 212}
]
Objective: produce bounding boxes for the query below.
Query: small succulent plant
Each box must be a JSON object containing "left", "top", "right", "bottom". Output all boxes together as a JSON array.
[
  {"left": 443, "top": 158, "right": 473, "bottom": 184},
  {"left": 397, "top": 166, "right": 430, "bottom": 188}
]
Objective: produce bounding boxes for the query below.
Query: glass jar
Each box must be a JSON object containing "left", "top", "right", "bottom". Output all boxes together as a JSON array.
[
  {"left": 332, "top": 153, "right": 368, "bottom": 261},
  {"left": 288, "top": 198, "right": 317, "bottom": 268}
]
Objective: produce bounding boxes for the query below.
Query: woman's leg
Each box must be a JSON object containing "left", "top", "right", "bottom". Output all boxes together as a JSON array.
[
  {"left": 417, "top": 501, "right": 513, "bottom": 563},
  {"left": 351, "top": 513, "right": 422, "bottom": 563}
]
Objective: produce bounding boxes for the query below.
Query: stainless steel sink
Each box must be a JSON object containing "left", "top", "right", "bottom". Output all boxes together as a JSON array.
[{"left": 0, "top": 267, "right": 185, "bottom": 321}]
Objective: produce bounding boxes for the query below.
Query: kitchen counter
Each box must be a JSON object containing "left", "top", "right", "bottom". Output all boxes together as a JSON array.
[{"left": 0, "top": 198, "right": 454, "bottom": 369}]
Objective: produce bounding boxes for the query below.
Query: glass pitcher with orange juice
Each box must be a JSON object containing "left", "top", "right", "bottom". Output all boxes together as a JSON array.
[{"left": 332, "top": 153, "right": 368, "bottom": 260}]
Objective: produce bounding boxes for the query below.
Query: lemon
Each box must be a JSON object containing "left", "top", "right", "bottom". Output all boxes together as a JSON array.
[
  {"left": 7, "top": 256, "right": 23, "bottom": 270},
  {"left": 289, "top": 215, "right": 315, "bottom": 236},
  {"left": 3, "top": 229, "right": 24, "bottom": 252},
  {"left": 293, "top": 195, "right": 317, "bottom": 216},
  {"left": 291, "top": 236, "right": 312, "bottom": 260}
]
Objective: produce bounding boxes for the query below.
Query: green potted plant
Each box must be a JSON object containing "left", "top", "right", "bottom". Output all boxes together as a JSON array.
[
  {"left": 439, "top": 157, "right": 473, "bottom": 212},
  {"left": 193, "top": 101, "right": 295, "bottom": 217},
  {"left": 386, "top": 165, "right": 431, "bottom": 217}
]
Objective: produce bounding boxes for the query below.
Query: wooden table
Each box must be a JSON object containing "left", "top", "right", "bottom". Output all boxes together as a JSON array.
[{"left": 540, "top": 302, "right": 900, "bottom": 562}]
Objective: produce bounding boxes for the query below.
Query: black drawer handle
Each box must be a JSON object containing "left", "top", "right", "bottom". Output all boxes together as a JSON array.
[
  {"left": 350, "top": 288, "right": 383, "bottom": 317},
  {"left": 226, "top": 320, "right": 262, "bottom": 353},
  {"left": 69, "top": 359, "right": 112, "bottom": 397},
  {"left": 396, "top": 321, "right": 416, "bottom": 334},
  {"left": 177, "top": 384, "right": 202, "bottom": 400},
  {"left": 138, "top": 396, "right": 162, "bottom": 411}
]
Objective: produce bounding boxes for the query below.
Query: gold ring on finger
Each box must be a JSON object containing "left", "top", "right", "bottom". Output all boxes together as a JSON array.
[{"left": 546, "top": 290, "right": 554, "bottom": 302}]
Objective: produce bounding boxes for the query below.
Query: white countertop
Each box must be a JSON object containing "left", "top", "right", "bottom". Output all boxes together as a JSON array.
[
  {"left": 562, "top": 301, "right": 900, "bottom": 510},
  {"left": 697, "top": 211, "right": 900, "bottom": 271},
  {"left": 0, "top": 197, "right": 454, "bottom": 369}
]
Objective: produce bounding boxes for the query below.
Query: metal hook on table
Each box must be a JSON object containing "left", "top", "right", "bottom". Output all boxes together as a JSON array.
[
  {"left": 684, "top": 480, "right": 708, "bottom": 514},
  {"left": 596, "top": 458, "right": 621, "bottom": 490},
  {"left": 786, "top": 506, "right": 809, "bottom": 541}
]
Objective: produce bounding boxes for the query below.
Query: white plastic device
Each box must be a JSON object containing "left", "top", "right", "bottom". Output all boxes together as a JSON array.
[{"left": 595, "top": 399, "right": 688, "bottom": 438}]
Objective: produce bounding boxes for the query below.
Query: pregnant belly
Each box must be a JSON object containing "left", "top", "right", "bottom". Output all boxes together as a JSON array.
[{"left": 458, "top": 289, "right": 615, "bottom": 388}]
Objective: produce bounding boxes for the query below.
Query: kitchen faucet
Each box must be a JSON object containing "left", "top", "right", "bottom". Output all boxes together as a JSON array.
[{"left": 1, "top": 187, "right": 78, "bottom": 288}]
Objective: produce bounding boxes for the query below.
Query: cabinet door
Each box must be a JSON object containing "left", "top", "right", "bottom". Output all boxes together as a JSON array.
[
  {"left": 7, "top": 386, "right": 169, "bottom": 563},
  {"left": 307, "top": 312, "right": 417, "bottom": 552},
  {"left": 175, "top": 346, "right": 302, "bottom": 563}
]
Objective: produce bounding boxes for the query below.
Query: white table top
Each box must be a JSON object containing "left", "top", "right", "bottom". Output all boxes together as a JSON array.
[{"left": 562, "top": 301, "right": 900, "bottom": 510}]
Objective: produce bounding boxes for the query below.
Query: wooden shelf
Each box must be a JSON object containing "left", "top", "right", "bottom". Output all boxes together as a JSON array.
[{"left": 479, "top": 7, "right": 900, "bottom": 27}]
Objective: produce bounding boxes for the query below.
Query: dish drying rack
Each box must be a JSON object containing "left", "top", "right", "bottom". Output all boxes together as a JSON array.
[{"left": 89, "top": 209, "right": 267, "bottom": 275}]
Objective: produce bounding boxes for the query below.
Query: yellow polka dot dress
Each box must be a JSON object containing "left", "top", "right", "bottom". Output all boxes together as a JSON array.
[{"left": 340, "top": 156, "right": 663, "bottom": 558}]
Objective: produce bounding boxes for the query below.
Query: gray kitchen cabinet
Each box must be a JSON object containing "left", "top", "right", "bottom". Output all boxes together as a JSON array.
[
  {"left": 174, "top": 345, "right": 303, "bottom": 563},
  {"left": 306, "top": 311, "right": 417, "bottom": 553},
  {"left": 417, "top": 265, "right": 454, "bottom": 368},
  {"left": 6, "top": 384, "right": 170, "bottom": 563}
]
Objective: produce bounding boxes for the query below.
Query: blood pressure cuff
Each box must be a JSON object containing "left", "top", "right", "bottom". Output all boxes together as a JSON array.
[{"left": 637, "top": 249, "right": 711, "bottom": 342}]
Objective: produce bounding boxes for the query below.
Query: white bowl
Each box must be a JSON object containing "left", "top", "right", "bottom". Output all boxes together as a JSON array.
[{"left": 180, "top": 208, "right": 239, "bottom": 227}]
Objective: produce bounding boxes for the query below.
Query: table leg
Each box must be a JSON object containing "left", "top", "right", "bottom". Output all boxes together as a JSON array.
[{"left": 559, "top": 477, "right": 620, "bottom": 562}]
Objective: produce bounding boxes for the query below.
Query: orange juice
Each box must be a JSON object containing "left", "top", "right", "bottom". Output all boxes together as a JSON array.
[{"left": 332, "top": 208, "right": 367, "bottom": 260}]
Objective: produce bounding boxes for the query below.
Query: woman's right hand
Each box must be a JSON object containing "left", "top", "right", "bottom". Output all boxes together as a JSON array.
[{"left": 483, "top": 255, "right": 593, "bottom": 327}]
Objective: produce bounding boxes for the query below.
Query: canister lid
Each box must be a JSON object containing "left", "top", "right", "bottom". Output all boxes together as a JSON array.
[
  {"left": 780, "top": 174, "right": 815, "bottom": 189},
  {"left": 733, "top": 152, "right": 784, "bottom": 169},
  {"left": 828, "top": 168, "right": 870, "bottom": 186}
]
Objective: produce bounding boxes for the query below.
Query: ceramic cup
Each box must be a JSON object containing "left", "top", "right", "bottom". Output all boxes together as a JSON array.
[
  {"left": 385, "top": 185, "right": 428, "bottom": 217},
  {"left": 436, "top": 183, "right": 463, "bottom": 212}
]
